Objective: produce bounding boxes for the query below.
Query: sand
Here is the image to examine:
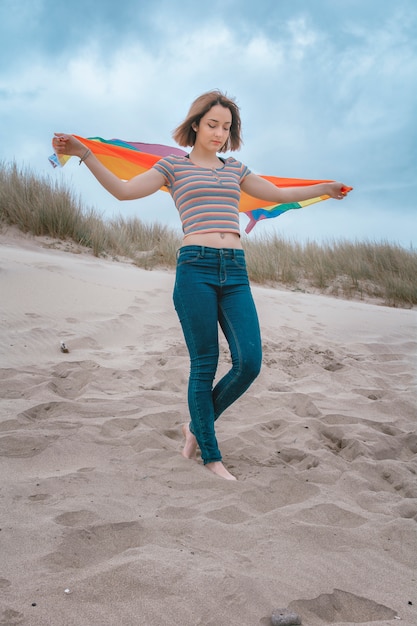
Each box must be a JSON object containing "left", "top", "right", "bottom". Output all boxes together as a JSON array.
[{"left": 0, "top": 229, "right": 416, "bottom": 626}]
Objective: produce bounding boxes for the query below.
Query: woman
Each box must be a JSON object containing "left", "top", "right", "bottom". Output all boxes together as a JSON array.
[{"left": 53, "top": 90, "right": 350, "bottom": 480}]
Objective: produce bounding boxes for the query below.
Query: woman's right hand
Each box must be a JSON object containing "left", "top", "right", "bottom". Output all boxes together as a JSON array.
[{"left": 52, "top": 134, "right": 86, "bottom": 158}]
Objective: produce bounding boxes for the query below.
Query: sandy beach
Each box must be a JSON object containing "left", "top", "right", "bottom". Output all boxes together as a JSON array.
[{"left": 0, "top": 230, "right": 416, "bottom": 626}]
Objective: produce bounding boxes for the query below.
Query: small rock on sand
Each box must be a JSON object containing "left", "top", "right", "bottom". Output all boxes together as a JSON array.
[{"left": 271, "top": 608, "right": 302, "bottom": 625}]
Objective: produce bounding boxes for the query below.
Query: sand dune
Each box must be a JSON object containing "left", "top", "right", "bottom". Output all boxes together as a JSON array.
[{"left": 0, "top": 230, "right": 416, "bottom": 626}]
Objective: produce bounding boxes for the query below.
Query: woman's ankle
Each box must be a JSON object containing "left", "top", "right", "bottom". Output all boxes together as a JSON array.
[
  {"left": 205, "top": 461, "right": 237, "bottom": 480},
  {"left": 181, "top": 423, "right": 198, "bottom": 460}
]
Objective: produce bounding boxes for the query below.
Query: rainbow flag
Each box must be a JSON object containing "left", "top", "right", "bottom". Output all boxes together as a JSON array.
[{"left": 49, "top": 137, "right": 349, "bottom": 233}]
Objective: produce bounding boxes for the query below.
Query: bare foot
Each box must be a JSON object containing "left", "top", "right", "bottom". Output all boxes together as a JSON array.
[
  {"left": 181, "top": 423, "right": 198, "bottom": 460},
  {"left": 205, "top": 461, "right": 237, "bottom": 481}
]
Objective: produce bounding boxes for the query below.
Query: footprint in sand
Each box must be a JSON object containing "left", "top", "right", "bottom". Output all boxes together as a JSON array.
[
  {"left": 28, "top": 493, "right": 50, "bottom": 502},
  {"left": 157, "top": 505, "right": 199, "bottom": 520},
  {"left": 289, "top": 588, "right": 397, "bottom": 622},
  {"left": 284, "top": 393, "right": 321, "bottom": 418},
  {"left": 204, "top": 504, "right": 252, "bottom": 524},
  {"left": 275, "top": 448, "right": 320, "bottom": 470},
  {"left": 242, "top": 477, "right": 319, "bottom": 513},
  {"left": 43, "top": 521, "right": 144, "bottom": 570},
  {"left": 296, "top": 503, "right": 366, "bottom": 527},
  {"left": 0, "top": 608, "right": 24, "bottom": 625},
  {"left": 19, "top": 401, "right": 67, "bottom": 421},
  {"left": 54, "top": 509, "right": 100, "bottom": 526},
  {"left": 0, "top": 434, "right": 57, "bottom": 457}
]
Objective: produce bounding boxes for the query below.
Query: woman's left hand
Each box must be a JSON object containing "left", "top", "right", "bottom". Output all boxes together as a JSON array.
[{"left": 327, "top": 182, "right": 353, "bottom": 199}]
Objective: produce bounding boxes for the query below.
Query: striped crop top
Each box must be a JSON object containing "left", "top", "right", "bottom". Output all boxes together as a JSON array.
[{"left": 152, "top": 154, "right": 251, "bottom": 236}]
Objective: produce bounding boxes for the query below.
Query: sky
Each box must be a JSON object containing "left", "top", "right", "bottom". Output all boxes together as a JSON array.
[{"left": 1, "top": 0, "right": 416, "bottom": 247}]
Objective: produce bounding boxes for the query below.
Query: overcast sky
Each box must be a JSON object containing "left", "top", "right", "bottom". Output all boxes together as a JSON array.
[{"left": 1, "top": 0, "right": 416, "bottom": 246}]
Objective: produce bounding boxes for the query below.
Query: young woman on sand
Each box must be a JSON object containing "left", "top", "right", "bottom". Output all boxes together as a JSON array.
[{"left": 53, "top": 90, "right": 350, "bottom": 480}]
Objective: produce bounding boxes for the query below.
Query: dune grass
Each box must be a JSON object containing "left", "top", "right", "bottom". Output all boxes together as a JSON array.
[
  {"left": 1, "top": 161, "right": 416, "bottom": 308},
  {"left": 243, "top": 235, "right": 417, "bottom": 307}
]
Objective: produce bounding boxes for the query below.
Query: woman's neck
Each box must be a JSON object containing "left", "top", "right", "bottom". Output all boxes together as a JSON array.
[{"left": 189, "top": 147, "right": 224, "bottom": 169}]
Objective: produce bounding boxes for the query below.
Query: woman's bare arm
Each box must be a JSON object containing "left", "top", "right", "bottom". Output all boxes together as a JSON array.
[
  {"left": 52, "top": 134, "right": 165, "bottom": 201},
  {"left": 241, "top": 172, "right": 351, "bottom": 203}
]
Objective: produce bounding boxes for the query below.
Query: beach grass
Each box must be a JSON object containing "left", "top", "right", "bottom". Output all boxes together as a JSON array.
[{"left": 1, "top": 161, "right": 416, "bottom": 308}]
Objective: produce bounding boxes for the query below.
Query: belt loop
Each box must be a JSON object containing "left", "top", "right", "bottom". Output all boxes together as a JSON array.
[{"left": 200, "top": 246, "right": 205, "bottom": 258}]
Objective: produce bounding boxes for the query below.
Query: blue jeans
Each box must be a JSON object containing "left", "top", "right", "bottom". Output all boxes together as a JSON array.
[{"left": 173, "top": 245, "right": 262, "bottom": 464}]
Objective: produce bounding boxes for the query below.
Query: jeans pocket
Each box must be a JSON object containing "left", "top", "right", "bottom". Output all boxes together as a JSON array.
[
  {"left": 176, "top": 251, "right": 202, "bottom": 267},
  {"left": 231, "top": 255, "right": 247, "bottom": 270}
]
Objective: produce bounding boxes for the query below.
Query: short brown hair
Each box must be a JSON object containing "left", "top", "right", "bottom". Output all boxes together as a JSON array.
[{"left": 172, "top": 90, "right": 243, "bottom": 152}]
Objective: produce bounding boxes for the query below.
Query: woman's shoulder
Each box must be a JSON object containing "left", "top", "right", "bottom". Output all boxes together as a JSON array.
[
  {"left": 154, "top": 153, "right": 189, "bottom": 173},
  {"left": 157, "top": 153, "right": 187, "bottom": 163},
  {"left": 224, "top": 155, "right": 247, "bottom": 167},
  {"left": 223, "top": 156, "right": 251, "bottom": 175}
]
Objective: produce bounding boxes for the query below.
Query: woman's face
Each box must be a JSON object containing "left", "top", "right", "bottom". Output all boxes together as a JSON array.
[{"left": 194, "top": 104, "right": 232, "bottom": 152}]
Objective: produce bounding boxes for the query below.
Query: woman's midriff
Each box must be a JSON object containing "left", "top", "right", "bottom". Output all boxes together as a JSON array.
[{"left": 182, "top": 232, "right": 243, "bottom": 249}]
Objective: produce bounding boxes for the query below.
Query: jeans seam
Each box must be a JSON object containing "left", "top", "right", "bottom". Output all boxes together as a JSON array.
[{"left": 214, "top": 303, "right": 243, "bottom": 412}]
